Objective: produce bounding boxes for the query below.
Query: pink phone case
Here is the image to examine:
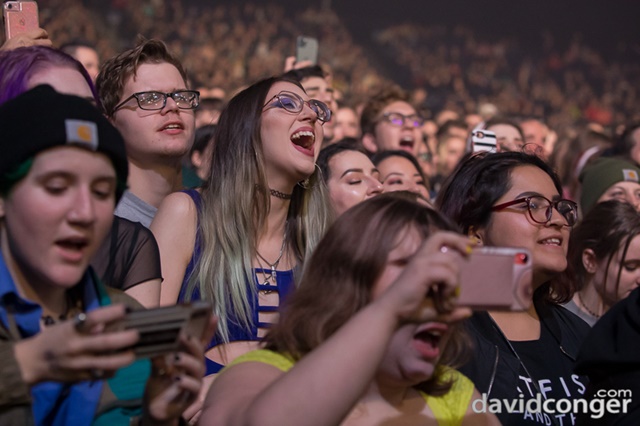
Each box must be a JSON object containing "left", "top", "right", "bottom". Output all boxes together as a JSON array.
[
  {"left": 3, "top": 1, "right": 39, "bottom": 40},
  {"left": 456, "top": 246, "right": 533, "bottom": 311}
]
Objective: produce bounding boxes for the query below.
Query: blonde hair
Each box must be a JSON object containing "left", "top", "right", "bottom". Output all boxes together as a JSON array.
[{"left": 186, "top": 76, "right": 333, "bottom": 342}]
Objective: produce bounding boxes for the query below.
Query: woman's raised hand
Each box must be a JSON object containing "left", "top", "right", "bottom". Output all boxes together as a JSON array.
[{"left": 377, "top": 231, "right": 475, "bottom": 325}]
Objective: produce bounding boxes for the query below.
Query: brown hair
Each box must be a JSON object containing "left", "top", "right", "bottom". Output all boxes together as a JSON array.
[
  {"left": 359, "top": 85, "right": 412, "bottom": 136},
  {"left": 97, "top": 38, "right": 188, "bottom": 117},
  {"left": 264, "top": 193, "right": 469, "bottom": 395}
]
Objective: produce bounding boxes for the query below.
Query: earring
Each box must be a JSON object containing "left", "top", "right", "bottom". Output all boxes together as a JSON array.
[{"left": 297, "top": 178, "right": 310, "bottom": 189}]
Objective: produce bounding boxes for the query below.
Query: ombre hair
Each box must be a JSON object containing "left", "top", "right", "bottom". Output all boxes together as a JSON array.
[
  {"left": 185, "top": 76, "right": 333, "bottom": 342},
  {"left": 264, "top": 193, "right": 469, "bottom": 395},
  {"left": 0, "top": 46, "right": 99, "bottom": 106}
]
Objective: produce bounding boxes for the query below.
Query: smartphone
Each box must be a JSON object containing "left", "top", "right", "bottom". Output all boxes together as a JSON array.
[
  {"left": 296, "top": 36, "right": 318, "bottom": 65},
  {"left": 456, "top": 246, "right": 533, "bottom": 311},
  {"left": 471, "top": 129, "right": 497, "bottom": 153},
  {"left": 3, "top": 1, "right": 39, "bottom": 40},
  {"left": 107, "top": 301, "right": 212, "bottom": 359}
]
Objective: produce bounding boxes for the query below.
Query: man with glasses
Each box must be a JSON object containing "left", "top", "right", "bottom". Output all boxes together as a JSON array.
[
  {"left": 360, "top": 86, "right": 424, "bottom": 155},
  {"left": 97, "top": 39, "right": 197, "bottom": 227}
]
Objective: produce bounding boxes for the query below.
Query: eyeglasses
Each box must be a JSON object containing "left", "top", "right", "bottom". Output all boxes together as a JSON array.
[
  {"left": 263, "top": 91, "right": 332, "bottom": 123},
  {"left": 114, "top": 90, "right": 200, "bottom": 112},
  {"left": 378, "top": 112, "right": 425, "bottom": 128},
  {"left": 492, "top": 195, "right": 578, "bottom": 227}
]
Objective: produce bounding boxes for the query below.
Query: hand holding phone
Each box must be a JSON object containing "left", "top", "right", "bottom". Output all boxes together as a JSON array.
[
  {"left": 3, "top": 1, "right": 39, "bottom": 40},
  {"left": 456, "top": 246, "right": 533, "bottom": 311},
  {"left": 106, "top": 301, "right": 213, "bottom": 359}
]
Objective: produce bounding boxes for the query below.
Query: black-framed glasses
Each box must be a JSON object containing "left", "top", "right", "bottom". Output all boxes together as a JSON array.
[
  {"left": 492, "top": 195, "right": 578, "bottom": 227},
  {"left": 114, "top": 90, "right": 200, "bottom": 112},
  {"left": 263, "top": 91, "right": 332, "bottom": 123},
  {"left": 378, "top": 112, "right": 425, "bottom": 128}
]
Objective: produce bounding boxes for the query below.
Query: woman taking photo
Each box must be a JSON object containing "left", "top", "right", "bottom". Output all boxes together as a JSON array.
[
  {"left": 437, "top": 151, "right": 590, "bottom": 425},
  {"left": 201, "top": 194, "right": 499, "bottom": 426},
  {"left": 0, "top": 86, "right": 211, "bottom": 425},
  {"left": 562, "top": 200, "right": 640, "bottom": 326},
  {"left": 151, "top": 76, "right": 333, "bottom": 374}
]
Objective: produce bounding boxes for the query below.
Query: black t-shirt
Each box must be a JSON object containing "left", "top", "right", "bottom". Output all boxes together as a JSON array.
[
  {"left": 91, "top": 216, "right": 162, "bottom": 290},
  {"left": 508, "top": 323, "right": 589, "bottom": 425}
]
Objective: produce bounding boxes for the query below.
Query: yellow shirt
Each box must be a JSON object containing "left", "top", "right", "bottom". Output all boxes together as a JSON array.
[{"left": 227, "top": 349, "right": 474, "bottom": 426}]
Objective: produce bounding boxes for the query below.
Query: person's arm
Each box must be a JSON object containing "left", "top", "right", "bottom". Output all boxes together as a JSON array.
[
  {"left": 149, "top": 192, "right": 198, "bottom": 306},
  {"left": 201, "top": 231, "right": 473, "bottom": 426},
  {"left": 125, "top": 278, "right": 162, "bottom": 308}
]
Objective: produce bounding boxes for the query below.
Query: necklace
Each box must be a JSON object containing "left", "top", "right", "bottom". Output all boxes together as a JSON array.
[
  {"left": 255, "top": 230, "right": 288, "bottom": 293},
  {"left": 269, "top": 189, "right": 292, "bottom": 200},
  {"left": 577, "top": 292, "right": 601, "bottom": 319},
  {"left": 41, "top": 290, "right": 83, "bottom": 326}
]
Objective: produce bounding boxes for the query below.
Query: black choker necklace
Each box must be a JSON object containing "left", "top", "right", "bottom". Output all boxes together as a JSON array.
[{"left": 270, "top": 189, "right": 292, "bottom": 200}]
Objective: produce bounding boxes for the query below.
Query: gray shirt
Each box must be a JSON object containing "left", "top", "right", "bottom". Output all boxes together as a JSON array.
[
  {"left": 114, "top": 190, "right": 157, "bottom": 228},
  {"left": 562, "top": 299, "right": 598, "bottom": 327}
]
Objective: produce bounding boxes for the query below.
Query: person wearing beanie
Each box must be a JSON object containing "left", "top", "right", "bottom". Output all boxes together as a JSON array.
[
  {"left": 0, "top": 86, "right": 213, "bottom": 425},
  {"left": 579, "top": 156, "right": 640, "bottom": 215}
]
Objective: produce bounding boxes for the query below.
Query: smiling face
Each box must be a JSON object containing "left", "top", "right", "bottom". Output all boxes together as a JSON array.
[
  {"left": 326, "top": 150, "right": 382, "bottom": 216},
  {"left": 372, "top": 101, "right": 422, "bottom": 155},
  {"left": 477, "top": 165, "right": 570, "bottom": 286},
  {"left": 371, "top": 227, "right": 450, "bottom": 385},
  {"left": 593, "top": 234, "right": 640, "bottom": 307},
  {"left": 0, "top": 147, "right": 116, "bottom": 292},
  {"left": 260, "top": 81, "right": 325, "bottom": 189},
  {"left": 598, "top": 181, "right": 640, "bottom": 211},
  {"left": 378, "top": 155, "right": 430, "bottom": 201},
  {"left": 111, "top": 62, "right": 195, "bottom": 165}
]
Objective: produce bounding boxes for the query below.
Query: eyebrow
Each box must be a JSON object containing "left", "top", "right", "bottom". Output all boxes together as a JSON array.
[{"left": 514, "top": 191, "right": 562, "bottom": 200}]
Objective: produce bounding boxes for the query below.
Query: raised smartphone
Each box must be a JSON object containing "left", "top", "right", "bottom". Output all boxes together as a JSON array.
[
  {"left": 456, "top": 246, "right": 533, "bottom": 311},
  {"left": 106, "top": 301, "right": 212, "bottom": 359},
  {"left": 471, "top": 129, "right": 497, "bottom": 153},
  {"left": 3, "top": 1, "right": 39, "bottom": 40},
  {"left": 296, "top": 35, "right": 318, "bottom": 65}
]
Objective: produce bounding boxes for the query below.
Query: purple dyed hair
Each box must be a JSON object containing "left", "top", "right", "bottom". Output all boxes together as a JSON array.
[{"left": 0, "top": 46, "right": 99, "bottom": 106}]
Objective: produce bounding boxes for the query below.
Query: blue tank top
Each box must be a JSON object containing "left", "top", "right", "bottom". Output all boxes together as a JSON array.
[{"left": 178, "top": 189, "right": 295, "bottom": 374}]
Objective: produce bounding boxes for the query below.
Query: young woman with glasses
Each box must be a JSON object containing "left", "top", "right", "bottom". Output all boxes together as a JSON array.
[
  {"left": 150, "top": 77, "right": 333, "bottom": 379},
  {"left": 436, "top": 151, "right": 590, "bottom": 426}
]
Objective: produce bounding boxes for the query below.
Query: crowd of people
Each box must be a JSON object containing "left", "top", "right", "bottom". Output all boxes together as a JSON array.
[{"left": 2, "top": 2, "right": 640, "bottom": 425}]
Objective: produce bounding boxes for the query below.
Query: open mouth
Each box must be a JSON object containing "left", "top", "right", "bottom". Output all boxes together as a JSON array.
[
  {"left": 399, "top": 136, "right": 415, "bottom": 150},
  {"left": 56, "top": 237, "right": 89, "bottom": 252},
  {"left": 539, "top": 237, "right": 562, "bottom": 246},
  {"left": 291, "top": 130, "right": 315, "bottom": 149},
  {"left": 411, "top": 324, "right": 447, "bottom": 359},
  {"left": 160, "top": 122, "right": 184, "bottom": 131}
]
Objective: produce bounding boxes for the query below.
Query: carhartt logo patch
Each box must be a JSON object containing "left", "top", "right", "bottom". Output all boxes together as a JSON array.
[
  {"left": 65, "top": 119, "right": 98, "bottom": 150},
  {"left": 622, "top": 169, "right": 639, "bottom": 182}
]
